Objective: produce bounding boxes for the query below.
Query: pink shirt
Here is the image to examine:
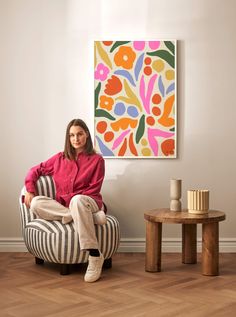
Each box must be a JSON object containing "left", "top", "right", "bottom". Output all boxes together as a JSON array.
[{"left": 25, "top": 152, "right": 105, "bottom": 209}]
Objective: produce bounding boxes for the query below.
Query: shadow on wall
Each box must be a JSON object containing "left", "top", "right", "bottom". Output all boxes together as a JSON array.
[{"left": 102, "top": 160, "right": 171, "bottom": 237}]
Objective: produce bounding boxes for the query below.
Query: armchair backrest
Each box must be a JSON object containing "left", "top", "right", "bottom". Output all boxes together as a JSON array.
[
  {"left": 19, "top": 176, "right": 56, "bottom": 228},
  {"left": 35, "top": 175, "right": 56, "bottom": 198}
]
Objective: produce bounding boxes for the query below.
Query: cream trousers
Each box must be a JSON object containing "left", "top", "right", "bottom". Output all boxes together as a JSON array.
[{"left": 30, "top": 195, "right": 100, "bottom": 250}]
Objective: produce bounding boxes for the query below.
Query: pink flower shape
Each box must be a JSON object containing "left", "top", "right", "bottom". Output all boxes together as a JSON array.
[
  {"left": 148, "top": 41, "right": 160, "bottom": 50},
  {"left": 133, "top": 41, "right": 160, "bottom": 51},
  {"left": 133, "top": 41, "right": 145, "bottom": 51},
  {"left": 95, "top": 63, "right": 110, "bottom": 81}
]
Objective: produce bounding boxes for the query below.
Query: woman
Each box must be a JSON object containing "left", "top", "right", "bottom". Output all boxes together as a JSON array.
[{"left": 24, "top": 119, "right": 106, "bottom": 283}]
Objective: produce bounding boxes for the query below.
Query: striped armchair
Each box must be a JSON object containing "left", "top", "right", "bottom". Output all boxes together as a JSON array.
[{"left": 19, "top": 176, "right": 120, "bottom": 275}]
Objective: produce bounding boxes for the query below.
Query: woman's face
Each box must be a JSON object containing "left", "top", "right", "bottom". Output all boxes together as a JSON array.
[{"left": 69, "top": 125, "right": 88, "bottom": 154}]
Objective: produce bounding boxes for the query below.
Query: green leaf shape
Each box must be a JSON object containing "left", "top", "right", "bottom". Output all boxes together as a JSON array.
[
  {"left": 95, "top": 82, "right": 101, "bottom": 110},
  {"left": 164, "top": 41, "right": 175, "bottom": 55},
  {"left": 110, "top": 41, "right": 131, "bottom": 53},
  {"left": 95, "top": 42, "right": 113, "bottom": 69},
  {"left": 116, "top": 79, "right": 142, "bottom": 111},
  {"left": 147, "top": 50, "right": 175, "bottom": 68},
  {"left": 95, "top": 109, "right": 116, "bottom": 121},
  {"left": 135, "top": 115, "right": 145, "bottom": 144},
  {"left": 170, "top": 127, "right": 175, "bottom": 132}
]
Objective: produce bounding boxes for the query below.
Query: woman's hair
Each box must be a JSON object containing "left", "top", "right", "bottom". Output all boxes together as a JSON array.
[{"left": 64, "top": 119, "right": 95, "bottom": 160}]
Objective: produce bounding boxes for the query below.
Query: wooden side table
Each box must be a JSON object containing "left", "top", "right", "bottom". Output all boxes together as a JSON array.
[{"left": 144, "top": 208, "right": 226, "bottom": 276}]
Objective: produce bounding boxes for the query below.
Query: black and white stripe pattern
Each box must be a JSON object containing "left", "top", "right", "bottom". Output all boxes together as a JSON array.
[{"left": 19, "top": 176, "right": 120, "bottom": 264}]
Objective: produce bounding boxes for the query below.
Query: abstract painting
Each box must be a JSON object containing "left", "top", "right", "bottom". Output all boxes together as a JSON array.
[{"left": 94, "top": 40, "right": 177, "bottom": 158}]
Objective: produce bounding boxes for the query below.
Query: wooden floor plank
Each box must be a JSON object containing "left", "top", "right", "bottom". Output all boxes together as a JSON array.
[{"left": 0, "top": 253, "right": 235, "bottom": 317}]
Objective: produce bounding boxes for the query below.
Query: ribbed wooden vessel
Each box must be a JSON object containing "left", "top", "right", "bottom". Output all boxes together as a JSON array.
[{"left": 187, "top": 190, "right": 209, "bottom": 214}]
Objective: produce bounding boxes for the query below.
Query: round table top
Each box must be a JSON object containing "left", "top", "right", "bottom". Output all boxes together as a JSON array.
[{"left": 144, "top": 208, "right": 226, "bottom": 224}]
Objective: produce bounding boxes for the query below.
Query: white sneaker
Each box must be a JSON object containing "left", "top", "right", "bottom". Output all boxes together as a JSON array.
[
  {"left": 93, "top": 210, "right": 107, "bottom": 225},
  {"left": 84, "top": 252, "right": 104, "bottom": 283}
]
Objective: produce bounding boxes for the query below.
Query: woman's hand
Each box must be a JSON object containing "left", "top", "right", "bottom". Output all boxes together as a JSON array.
[{"left": 24, "top": 192, "right": 35, "bottom": 209}]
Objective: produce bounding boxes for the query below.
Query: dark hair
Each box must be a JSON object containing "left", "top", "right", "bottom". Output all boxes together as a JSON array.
[{"left": 64, "top": 119, "right": 95, "bottom": 160}]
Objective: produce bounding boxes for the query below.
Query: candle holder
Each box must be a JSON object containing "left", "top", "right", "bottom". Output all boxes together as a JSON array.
[
  {"left": 170, "top": 179, "right": 182, "bottom": 211},
  {"left": 187, "top": 190, "right": 209, "bottom": 214}
]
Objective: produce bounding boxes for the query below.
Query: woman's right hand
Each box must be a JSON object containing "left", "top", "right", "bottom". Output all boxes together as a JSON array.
[{"left": 24, "top": 192, "right": 35, "bottom": 209}]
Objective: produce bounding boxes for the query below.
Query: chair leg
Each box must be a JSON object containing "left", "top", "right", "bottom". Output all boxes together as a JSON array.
[
  {"left": 103, "top": 258, "right": 112, "bottom": 269},
  {"left": 35, "top": 257, "right": 44, "bottom": 265},
  {"left": 60, "top": 264, "right": 70, "bottom": 275}
]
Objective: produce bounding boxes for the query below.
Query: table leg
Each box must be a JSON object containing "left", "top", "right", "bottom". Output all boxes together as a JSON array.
[
  {"left": 145, "top": 221, "right": 162, "bottom": 272},
  {"left": 182, "top": 224, "right": 197, "bottom": 264},
  {"left": 202, "top": 222, "right": 219, "bottom": 276}
]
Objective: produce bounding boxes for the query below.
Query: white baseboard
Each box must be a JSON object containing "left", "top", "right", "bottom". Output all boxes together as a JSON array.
[
  {"left": 0, "top": 237, "right": 236, "bottom": 253},
  {"left": 118, "top": 238, "right": 236, "bottom": 253},
  {"left": 0, "top": 238, "right": 28, "bottom": 252}
]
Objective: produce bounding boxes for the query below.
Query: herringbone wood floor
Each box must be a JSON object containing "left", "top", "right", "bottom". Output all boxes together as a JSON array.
[{"left": 0, "top": 252, "right": 235, "bottom": 317}]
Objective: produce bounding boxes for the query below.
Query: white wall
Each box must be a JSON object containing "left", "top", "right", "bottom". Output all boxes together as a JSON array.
[{"left": 0, "top": 0, "right": 236, "bottom": 249}]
